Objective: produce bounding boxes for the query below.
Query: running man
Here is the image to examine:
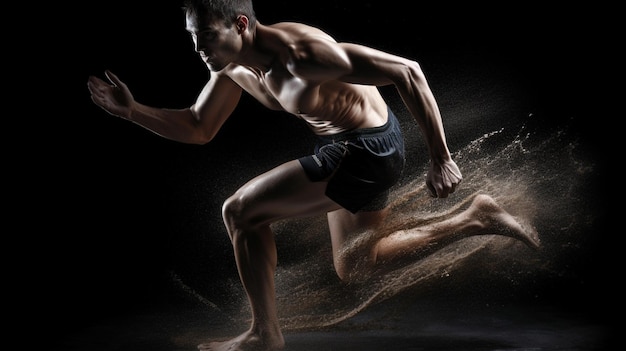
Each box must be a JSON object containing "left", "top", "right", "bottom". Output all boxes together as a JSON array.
[{"left": 87, "top": 1, "right": 540, "bottom": 350}]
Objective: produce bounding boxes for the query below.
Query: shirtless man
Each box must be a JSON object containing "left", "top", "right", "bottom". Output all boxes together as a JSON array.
[{"left": 87, "top": 1, "right": 540, "bottom": 350}]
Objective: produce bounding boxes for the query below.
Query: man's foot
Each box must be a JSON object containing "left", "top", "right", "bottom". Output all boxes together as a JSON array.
[
  {"left": 197, "top": 329, "right": 285, "bottom": 351},
  {"left": 469, "top": 194, "right": 541, "bottom": 249}
]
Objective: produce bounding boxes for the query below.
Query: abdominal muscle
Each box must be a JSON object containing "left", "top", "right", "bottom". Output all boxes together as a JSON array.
[
  {"left": 229, "top": 65, "right": 389, "bottom": 136},
  {"left": 294, "top": 82, "right": 389, "bottom": 136}
]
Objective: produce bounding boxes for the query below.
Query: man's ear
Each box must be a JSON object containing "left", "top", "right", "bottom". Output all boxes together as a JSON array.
[{"left": 236, "top": 15, "right": 248, "bottom": 33}]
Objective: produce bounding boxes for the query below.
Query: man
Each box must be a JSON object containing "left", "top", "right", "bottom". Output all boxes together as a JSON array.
[{"left": 87, "top": 1, "right": 540, "bottom": 350}]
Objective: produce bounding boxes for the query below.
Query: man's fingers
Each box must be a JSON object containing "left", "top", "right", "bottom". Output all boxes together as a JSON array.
[{"left": 105, "top": 70, "right": 123, "bottom": 87}]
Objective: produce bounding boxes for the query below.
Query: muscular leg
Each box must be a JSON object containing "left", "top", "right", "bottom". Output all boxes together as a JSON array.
[
  {"left": 329, "top": 194, "right": 540, "bottom": 282},
  {"left": 199, "top": 160, "right": 540, "bottom": 350},
  {"left": 198, "top": 160, "right": 341, "bottom": 351}
]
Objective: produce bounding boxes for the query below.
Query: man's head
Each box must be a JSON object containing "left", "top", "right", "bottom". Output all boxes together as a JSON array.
[
  {"left": 183, "top": 0, "right": 257, "bottom": 71},
  {"left": 182, "top": 0, "right": 256, "bottom": 31}
]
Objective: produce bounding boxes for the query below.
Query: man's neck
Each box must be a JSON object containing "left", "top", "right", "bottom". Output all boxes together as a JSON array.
[{"left": 239, "top": 22, "right": 287, "bottom": 73}]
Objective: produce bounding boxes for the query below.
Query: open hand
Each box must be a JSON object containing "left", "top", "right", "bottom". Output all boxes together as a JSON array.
[{"left": 87, "top": 70, "right": 135, "bottom": 119}]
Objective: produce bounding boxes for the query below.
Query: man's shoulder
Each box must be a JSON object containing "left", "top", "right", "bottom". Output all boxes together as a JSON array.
[
  {"left": 221, "top": 64, "right": 257, "bottom": 78},
  {"left": 267, "top": 22, "right": 335, "bottom": 42},
  {"left": 269, "top": 21, "right": 317, "bottom": 31},
  {"left": 220, "top": 64, "right": 265, "bottom": 88}
]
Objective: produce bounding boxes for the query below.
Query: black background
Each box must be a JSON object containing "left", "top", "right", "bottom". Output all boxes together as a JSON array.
[{"left": 21, "top": 0, "right": 610, "bottom": 346}]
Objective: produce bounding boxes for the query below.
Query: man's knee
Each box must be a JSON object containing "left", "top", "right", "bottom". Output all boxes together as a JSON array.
[
  {"left": 333, "top": 254, "right": 374, "bottom": 283},
  {"left": 222, "top": 193, "right": 256, "bottom": 236},
  {"left": 333, "top": 258, "right": 350, "bottom": 282}
]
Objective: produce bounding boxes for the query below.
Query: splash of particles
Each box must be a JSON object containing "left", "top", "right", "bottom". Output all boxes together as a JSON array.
[
  {"left": 181, "top": 117, "right": 596, "bottom": 332},
  {"left": 276, "top": 119, "right": 593, "bottom": 331}
]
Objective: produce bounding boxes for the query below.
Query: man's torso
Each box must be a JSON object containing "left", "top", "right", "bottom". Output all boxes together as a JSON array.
[{"left": 224, "top": 23, "right": 389, "bottom": 135}]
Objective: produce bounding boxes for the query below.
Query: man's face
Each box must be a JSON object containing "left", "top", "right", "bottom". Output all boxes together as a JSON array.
[{"left": 185, "top": 13, "right": 242, "bottom": 72}]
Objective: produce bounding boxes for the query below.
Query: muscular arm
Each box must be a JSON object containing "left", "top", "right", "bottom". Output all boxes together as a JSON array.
[
  {"left": 286, "top": 39, "right": 449, "bottom": 159},
  {"left": 340, "top": 44, "right": 451, "bottom": 163},
  {"left": 87, "top": 70, "right": 242, "bottom": 145},
  {"left": 285, "top": 37, "right": 461, "bottom": 196},
  {"left": 344, "top": 44, "right": 462, "bottom": 196}
]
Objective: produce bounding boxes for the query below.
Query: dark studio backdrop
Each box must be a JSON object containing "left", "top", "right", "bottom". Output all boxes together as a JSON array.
[{"left": 33, "top": 0, "right": 610, "bottom": 347}]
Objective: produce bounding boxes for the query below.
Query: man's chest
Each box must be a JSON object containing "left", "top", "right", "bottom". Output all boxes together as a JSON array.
[{"left": 231, "top": 66, "right": 319, "bottom": 114}]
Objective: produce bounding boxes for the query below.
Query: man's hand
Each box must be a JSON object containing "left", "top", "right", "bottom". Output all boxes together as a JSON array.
[
  {"left": 87, "top": 70, "right": 135, "bottom": 119},
  {"left": 426, "top": 159, "right": 462, "bottom": 198}
]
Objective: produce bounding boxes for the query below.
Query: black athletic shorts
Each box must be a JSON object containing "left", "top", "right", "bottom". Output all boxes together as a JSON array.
[{"left": 298, "top": 106, "right": 406, "bottom": 213}]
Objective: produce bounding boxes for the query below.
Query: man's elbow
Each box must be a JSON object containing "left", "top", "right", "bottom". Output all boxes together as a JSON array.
[
  {"left": 187, "top": 130, "right": 215, "bottom": 145},
  {"left": 186, "top": 108, "right": 217, "bottom": 145},
  {"left": 405, "top": 60, "right": 426, "bottom": 81}
]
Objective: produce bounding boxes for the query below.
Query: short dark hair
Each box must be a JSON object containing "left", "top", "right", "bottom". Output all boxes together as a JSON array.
[{"left": 182, "top": 0, "right": 257, "bottom": 29}]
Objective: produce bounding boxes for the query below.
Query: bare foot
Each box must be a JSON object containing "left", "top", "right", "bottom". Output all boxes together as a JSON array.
[
  {"left": 197, "top": 329, "right": 285, "bottom": 351},
  {"left": 470, "top": 194, "right": 541, "bottom": 249}
]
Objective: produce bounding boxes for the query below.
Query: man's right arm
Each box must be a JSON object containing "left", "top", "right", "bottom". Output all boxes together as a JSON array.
[{"left": 88, "top": 70, "right": 243, "bottom": 145}]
